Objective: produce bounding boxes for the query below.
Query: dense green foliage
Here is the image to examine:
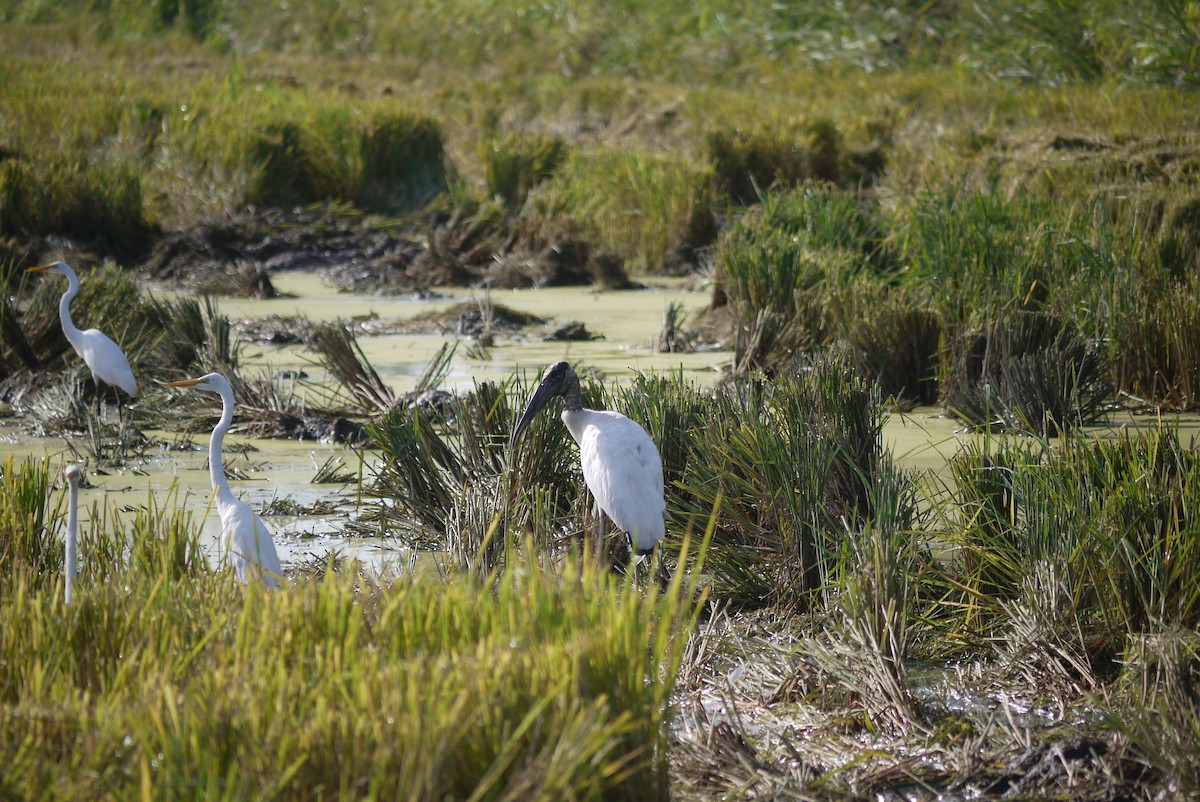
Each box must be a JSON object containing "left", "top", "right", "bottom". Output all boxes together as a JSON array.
[{"left": 0, "top": 457, "right": 702, "bottom": 800}]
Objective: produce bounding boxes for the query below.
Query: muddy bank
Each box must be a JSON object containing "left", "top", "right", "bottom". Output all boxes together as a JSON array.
[{"left": 137, "top": 207, "right": 648, "bottom": 295}]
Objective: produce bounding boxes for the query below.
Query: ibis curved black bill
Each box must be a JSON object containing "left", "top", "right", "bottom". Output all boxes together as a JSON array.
[
  {"left": 511, "top": 382, "right": 554, "bottom": 447},
  {"left": 511, "top": 361, "right": 580, "bottom": 448}
]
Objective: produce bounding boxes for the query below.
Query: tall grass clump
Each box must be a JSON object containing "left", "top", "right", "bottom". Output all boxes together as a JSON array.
[
  {"left": 143, "top": 294, "right": 240, "bottom": 378},
  {"left": 312, "top": 322, "right": 395, "bottom": 414},
  {"left": 0, "top": 552, "right": 703, "bottom": 800},
  {"left": 0, "top": 435, "right": 706, "bottom": 800},
  {"left": 216, "top": 105, "right": 447, "bottom": 214},
  {"left": 365, "top": 375, "right": 583, "bottom": 563},
  {"left": 0, "top": 156, "right": 152, "bottom": 258},
  {"left": 706, "top": 117, "right": 858, "bottom": 204},
  {"left": 482, "top": 131, "right": 568, "bottom": 211},
  {"left": 717, "top": 185, "right": 883, "bottom": 373},
  {"left": 832, "top": 285, "right": 941, "bottom": 406},
  {"left": 938, "top": 426, "right": 1200, "bottom": 674},
  {"left": 891, "top": 188, "right": 1063, "bottom": 321},
  {"left": 1107, "top": 279, "right": 1200, "bottom": 409},
  {"left": 674, "top": 359, "right": 884, "bottom": 610},
  {"left": 0, "top": 457, "right": 65, "bottom": 593},
  {"left": 1113, "top": 631, "right": 1200, "bottom": 798},
  {"left": 530, "top": 149, "right": 713, "bottom": 273},
  {"left": 941, "top": 309, "right": 1110, "bottom": 435},
  {"left": 804, "top": 459, "right": 923, "bottom": 732}
]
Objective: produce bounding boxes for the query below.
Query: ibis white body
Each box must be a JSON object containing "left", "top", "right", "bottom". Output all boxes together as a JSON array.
[
  {"left": 563, "top": 407, "right": 665, "bottom": 554},
  {"left": 167, "top": 373, "right": 282, "bottom": 587},
  {"left": 513, "top": 362, "right": 666, "bottom": 558}
]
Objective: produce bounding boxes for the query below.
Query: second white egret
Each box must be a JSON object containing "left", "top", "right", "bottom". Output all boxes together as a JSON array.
[{"left": 166, "top": 373, "right": 283, "bottom": 588}]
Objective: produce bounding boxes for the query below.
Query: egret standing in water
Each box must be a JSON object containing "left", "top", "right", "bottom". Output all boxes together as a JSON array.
[
  {"left": 511, "top": 361, "right": 666, "bottom": 563},
  {"left": 166, "top": 373, "right": 282, "bottom": 588},
  {"left": 26, "top": 262, "right": 138, "bottom": 420},
  {"left": 63, "top": 464, "right": 82, "bottom": 606}
]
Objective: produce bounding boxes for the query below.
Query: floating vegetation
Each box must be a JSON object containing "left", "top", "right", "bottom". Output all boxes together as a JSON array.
[{"left": 311, "top": 455, "right": 357, "bottom": 485}]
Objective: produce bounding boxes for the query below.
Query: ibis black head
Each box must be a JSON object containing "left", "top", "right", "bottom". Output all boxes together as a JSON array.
[{"left": 511, "top": 361, "right": 582, "bottom": 446}]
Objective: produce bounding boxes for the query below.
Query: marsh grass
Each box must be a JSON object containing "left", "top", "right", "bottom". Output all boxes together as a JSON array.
[
  {"left": 942, "top": 309, "right": 1110, "bottom": 435},
  {"left": 364, "top": 378, "right": 545, "bottom": 554},
  {"left": 217, "top": 105, "right": 449, "bottom": 214},
  {"left": 482, "top": 131, "right": 568, "bottom": 212},
  {"left": 5, "top": 7, "right": 1200, "bottom": 798},
  {"left": 666, "top": 359, "right": 885, "bottom": 610},
  {"left": 312, "top": 322, "right": 395, "bottom": 414},
  {"left": 0, "top": 156, "right": 152, "bottom": 258},
  {"left": 937, "top": 426, "right": 1200, "bottom": 657},
  {"left": 803, "top": 459, "right": 923, "bottom": 733},
  {"left": 706, "top": 117, "right": 864, "bottom": 204},
  {"left": 530, "top": 149, "right": 713, "bottom": 273},
  {"left": 0, "top": 457, "right": 65, "bottom": 592},
  {"left": 718, "top": 186, "right": 882, "bottom": 374},
  {"left": 1108, "top": 278, "right": 1200, "bottom": 409},
  {"left": 1114, "top": 631, "right": 1200, "bottom": 796},
  {"left": 0, "top": 448, "right": 707, "bottom": 800},
  {"left": 832, "top": 285, "right": 942, "bottom": 406}
]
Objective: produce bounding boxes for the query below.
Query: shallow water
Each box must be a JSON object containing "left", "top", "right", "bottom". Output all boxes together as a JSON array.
[
  {"left": 7, "top": 272, "right": 1200, "bottom": 575},
  {"left": 214, "top": 272, "right": 728, "bottom": 392},
  {"left": 2, "top": 273, "right": 725, "bottom": 573}
]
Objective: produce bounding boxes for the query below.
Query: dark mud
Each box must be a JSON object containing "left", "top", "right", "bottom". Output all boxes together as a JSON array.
[{"left": 137, "top": 207, "right": 642, "bottom": 295}]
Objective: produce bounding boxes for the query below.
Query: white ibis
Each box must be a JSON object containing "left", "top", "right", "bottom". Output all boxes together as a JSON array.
[
  {"left": 26, "top": 261, "right": 138, "bottom": 420},
  {"left": 511, "top": 361, "right": 666, "bottom": 562},
  {"left": 166, "top": 373, "right": 283, "bottom": 587},
  {"left": 63, "top": 464, "right": 82, "bottom": 606}
]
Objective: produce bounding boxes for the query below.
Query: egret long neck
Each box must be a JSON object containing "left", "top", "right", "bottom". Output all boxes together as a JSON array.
[
  {"left": 57, "top": 272, "right": 85, "bottom": 351},
  {"left": 209, "top": 391, "right": 235, "bottom": 503}
]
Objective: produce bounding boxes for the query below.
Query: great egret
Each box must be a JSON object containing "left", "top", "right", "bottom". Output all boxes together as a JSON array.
[
  {"left": 166, "top": 373, "right": 282, "bottom": 588},
  {"left": 511, "top": 361, "right": 666, "bottom": 562},
  {"left": 63, "top": 464, "right": 82, "bottom": 606},
  {"left": 26, "top": 261, "right": 138, "bottom": 420}
]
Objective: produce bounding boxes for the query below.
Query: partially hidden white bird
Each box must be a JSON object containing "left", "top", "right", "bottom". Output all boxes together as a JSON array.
[
  {"left": 166, "top": 373, "right": 282, "bottom": 588},
  {"left": 26, "top": 261, "right": 138, "bottom": 420},
  {"left": 63, "top": 464, "right": 82, "bottom": 606},
  {"left": 511, "top": 361, "right": 666, "bottom": 562}
]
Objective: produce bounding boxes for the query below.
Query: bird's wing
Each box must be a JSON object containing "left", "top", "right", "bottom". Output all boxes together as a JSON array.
[
  {"left": 81, "top": 329, "right": 138, "bottom": 395},
  {"left": 578, "top": 412, "right": 666, "bottom": 550},
  {"left": 218, "top": 498, "right": 282, "bottom": 587},
  {"left": 247, "top": 512, "right": 283, "bottom": 587}
]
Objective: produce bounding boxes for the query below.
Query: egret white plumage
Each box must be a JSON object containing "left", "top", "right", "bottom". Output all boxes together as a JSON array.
[
  {"left": 166, "top": 373, "right": 282, "bottom": 588},
  {"left": 26, "top": 261, "right": 138, "bottom": 420},
  {"left": 511, "top": 361, "right": 666, "bottom": 561},
  {"left": 63, "top": 464, "right": 82, "bottom": 606}
]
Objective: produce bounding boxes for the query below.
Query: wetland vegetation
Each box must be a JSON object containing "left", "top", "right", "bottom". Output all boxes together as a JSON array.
[{"left": 3, "top": 0, "right": 1200, "bottom": 799}]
